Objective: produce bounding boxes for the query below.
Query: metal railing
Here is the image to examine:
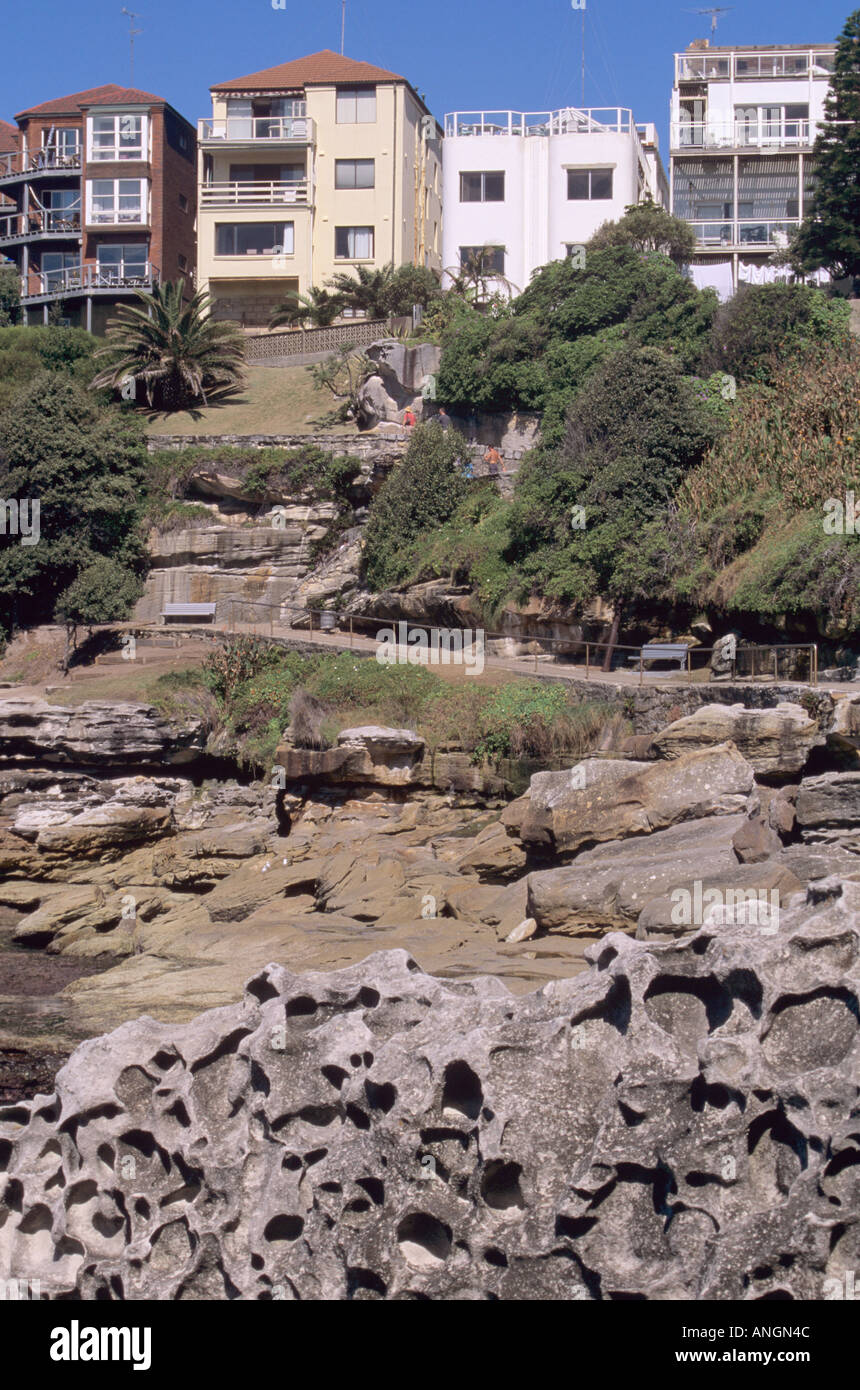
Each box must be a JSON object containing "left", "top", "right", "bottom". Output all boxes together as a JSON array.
[
  {"left": 0, "top": 210, "right": 81, "bottom": 241},
  {"left": 21, "top": 260, "right": 158, "bottom": 300},
  {"left": 245, "top": 318, "right": 388, "bottom": 360},
  {"left": 221, "top": 600, "right": 819, "bottom": 686},
  {"left": 198, "top": 116, "right": 314, "bottom": 143},
  {"left": 445, "top": 108, "right": 637, "bottom": 138},
  {"left": 675, "top": 50, "right": 835, "bottom": 82},
  {"left": 0, "top": 146, "right": 82, "bottom": 179},
  {"left": 672, "top": 119, "right": 819, "bottom": 149},
  {"left": 688, "top": 218, "right": 800, "bottom": 248},
  {"left": 200, "top": 179, "right": 310, "bottom": 207}
]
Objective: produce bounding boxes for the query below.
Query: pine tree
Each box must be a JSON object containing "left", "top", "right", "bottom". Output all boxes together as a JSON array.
[{"left": 791, "top": 10, "right": 860, "bottom": 280}]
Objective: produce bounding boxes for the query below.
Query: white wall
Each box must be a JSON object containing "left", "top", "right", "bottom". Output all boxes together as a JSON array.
[{"left": 442, "top": 126, "right": 648, "bottom": 294}]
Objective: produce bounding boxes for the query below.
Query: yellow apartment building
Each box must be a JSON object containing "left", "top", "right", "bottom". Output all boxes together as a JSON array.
[{"left": 196, "top": 50, "right": 443, "bottom": 328}]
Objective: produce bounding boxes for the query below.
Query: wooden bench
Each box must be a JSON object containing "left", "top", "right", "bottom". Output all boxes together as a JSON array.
[
  {"left": 161, "top": 603, "right": 217, "bottom": 625},
  {"left": 627, "top": 641, "right": 689, "bottom": 673}
]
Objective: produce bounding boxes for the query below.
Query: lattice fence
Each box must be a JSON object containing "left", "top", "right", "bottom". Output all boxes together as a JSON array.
[{"left": 246, "top": 320, "right": 390, "bottom": 361}]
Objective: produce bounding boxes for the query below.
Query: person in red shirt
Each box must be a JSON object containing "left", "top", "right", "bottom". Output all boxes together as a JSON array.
[{"left": 402, "top": 408, "right": 416, "bottom": 429}]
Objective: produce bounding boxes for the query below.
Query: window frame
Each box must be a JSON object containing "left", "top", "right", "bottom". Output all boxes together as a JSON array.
[
  {"left": 566, "top": 167, "right": 614, "bottom": 201},
  {"left": 459, "top": 171, "right": 505, "bottom": 203},
  {"left": 334, "top": 225, "right": 375, "bottom": 260},
  {"left": 214, "top": 221, "right": 295, "bottom": 257},
  {"left": 88, "top": 112, "right": 147, "bottom": 162},
  {"left": 334, "top": 158, "right": 376, "bottom": 190},
  {"left": 459, "top": 245, "right": 505, "bottom": 276},
  {"left": 87, "top": 177, "right": 148, "bottom": 225},
  {"left": 336, "top": 86, "right": 377, "bottom": 124}
]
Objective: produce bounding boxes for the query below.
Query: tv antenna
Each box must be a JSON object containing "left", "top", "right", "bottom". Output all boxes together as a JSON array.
[
  {"left": 121, "top": 8, "right": 143, "bottom": 84},
  {"left": 341, "top": 1, "right": 346, "bottom": 55},
  {"left": 684, "top": 7, "right": 734, "bottom": 38},
  {"left": 572, "top": 0, "right": 586, "bottom": 108}
]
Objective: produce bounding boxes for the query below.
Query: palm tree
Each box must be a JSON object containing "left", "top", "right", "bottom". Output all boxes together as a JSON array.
[
  {"left": 269, "top": 286, "right": 343, "bottom": 330},
  {"left": 445, "top": 247, "right": 518, "bottom": 308},
  {"left": 91, "top": 278, "right": 246, "bottom": 409},
  {"left": 326, "top": 263, "right": 395, "bottom": 319}
]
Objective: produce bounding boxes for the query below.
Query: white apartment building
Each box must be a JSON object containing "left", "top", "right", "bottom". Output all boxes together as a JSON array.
[
  {"left": 670, "top": 41, "right": 837, "bottom": 298},
  {"left": 441, "top": 107, "right": 668, "bottom": 295}
]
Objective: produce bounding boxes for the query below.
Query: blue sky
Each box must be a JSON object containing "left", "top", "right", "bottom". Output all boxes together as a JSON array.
[{"left": 1, "top": 0, "right": 852, "bottom": 153}]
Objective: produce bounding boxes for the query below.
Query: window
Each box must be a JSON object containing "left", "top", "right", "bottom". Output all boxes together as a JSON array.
[
  {"left": 336, "top": 86, "right": 377, "bottom": 123},
  {"left": 178, "top": 253, "right": 188, "bottom": 271},
  {"left": 41, "top": 251, "right": 80, "bottom": 291},
  {"left": 335, "top": 158, "right": 375, "bottom": 189},
  {"left": 43, "top": 188, "right": 81, "bottom": 230},
  {"left": 459, "top": 171, "right": 505, "bottom": 202},
  {"left": 567, "top": 168, "right": 613, "bottom": 200},
  {"left": 96, "top": 243, "right": 148, "bottom": 281},
  {"left": 459, "top": 245, "right": 505, "bottom": 275},
  {"left": 335, "top": 225, "right": 374, "bottom": 259},
  {"left": 42, "top": 127, "right": 80, "bottom": 158},
  {"left": 90, "top": 113, "right": 145, "bottom": 161},
  {"left": 88, "top": 179, "right": 147, "bottom": 224},
  {"left": 215, "top": 222, "right": 294, "bottom": 255},
  {"left": 179, "top": 192, "right": 189, "bottom": 212}
]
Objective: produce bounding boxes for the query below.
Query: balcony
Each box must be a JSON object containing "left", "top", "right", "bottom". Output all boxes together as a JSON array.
[
  {"left": 21, "top": 261, "right": 158, "bottom": 303},
  {"left": 444, "top": 108, "right": 637, "bottom": 138},
  {"left": 0, "top": 210, "right": 82, "bottom": 245},
  {"left": 0, "top": 147, "right": 82, "bottom": 184},
  {"left": 676, "top": 49, "right": 835, "bottom": 83},
  {"left": 198, "top": 116, "right": 314, "bottom": 145},
  {"left": 689, "top": 219, "right": 799, "bottom": 249},
  {"left": 672, "top": 119, "right": 820, "bottom": 151},
  {"left": 199, "top": 179, "right": 310, "bottom": 209}
]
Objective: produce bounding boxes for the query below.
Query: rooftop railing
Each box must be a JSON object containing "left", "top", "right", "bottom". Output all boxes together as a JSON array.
[
  {"left": 444, "top": 108, "right": 637, "bottom": 138},
  {"left": 198, "top": 116, "right": 314, "bottom": 143},
  {"left": 688, "top": 218, "right": 799, "bottom": 248},
  {"left": 676, "top": 49, "right": 836, "bottom": 82}
]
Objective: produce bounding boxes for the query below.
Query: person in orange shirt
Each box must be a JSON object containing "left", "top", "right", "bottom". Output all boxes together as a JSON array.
[{"left": 402, "top": 407, "right": 416, "bottom": 429}]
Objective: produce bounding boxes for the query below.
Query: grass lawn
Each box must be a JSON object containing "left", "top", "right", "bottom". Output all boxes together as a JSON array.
[{"left": 144, "top": 363, "right": 355, "bottom": 439}]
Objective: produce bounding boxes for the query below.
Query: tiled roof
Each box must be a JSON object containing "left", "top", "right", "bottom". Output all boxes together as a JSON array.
[
  {"left": 212, "top": 49, "right": 406, "bottom": 91},
  {"left": 15, "top": 84, "right": 168, "bottom": 119},
  {"left": 0, "top": 119, "right": 19, "bottom": 150}
]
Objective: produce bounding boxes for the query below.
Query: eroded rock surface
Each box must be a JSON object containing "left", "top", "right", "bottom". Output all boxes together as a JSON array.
[
  {"left": 1, "top": 878, "right": 857, "bottom": 1301},
  {"left": 651, "top": 702, "right": 823, "bottom": 778}
]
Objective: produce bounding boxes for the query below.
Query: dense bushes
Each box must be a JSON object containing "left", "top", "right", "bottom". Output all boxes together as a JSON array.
[{"left": 700, "top": 283, "right": 850, "bottom": 385}]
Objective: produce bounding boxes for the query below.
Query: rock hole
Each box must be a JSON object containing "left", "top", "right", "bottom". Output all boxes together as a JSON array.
[
  {"left": 441, "top": 1061, "right": 483, "bottom": 1120},
  {"left": 321, "top": 1065, "right": 349, "bottom": 1090},
  {"left": 285, "top": 995, "right": 317, "bottom": 1018},
  {"left": 365, "top": 1080, "right": 396, "bottom": 1113},
  {"left": 480, "top": 1161, "right": 525, "bottom": 1211},
  {"left": 397, "top": 1212, "right": 452, "bottom": 1268},
  {"left": 263, "top": 1214, "right": 304, "bottom": 1242}
]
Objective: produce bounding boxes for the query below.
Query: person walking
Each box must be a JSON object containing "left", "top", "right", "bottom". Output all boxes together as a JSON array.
[
  {"left": 437, "top": 408, "right": 451, "bottom": 432},
  {"left": 483, "top": 445, "right": 503, "bottom": 479}
]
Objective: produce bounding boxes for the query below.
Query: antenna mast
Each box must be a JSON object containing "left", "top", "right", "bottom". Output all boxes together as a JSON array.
[
  {"left": 572, "top": 0, "right": 586, "bottom": 107},
  {"left": 121, "top": 8, "right": 143, "bottom": 84},
  {"left": 341, "top": 0, "right": 346, "bottom": 55},
  {"left": 683, "top": 7, "right": 734, "bottom": 39}
]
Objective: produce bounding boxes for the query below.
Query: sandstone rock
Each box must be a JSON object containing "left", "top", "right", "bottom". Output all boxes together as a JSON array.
[
  {"left": 795, "top": 771, "right": 860, "bottom": 839},
  {"left": 505, "top": 917, "right": 537, "bottom": 943},
  {"left": 3, "top": 884, "right": 858, "bottom": 1301},
  {"left": 651, "top": 702, "right": 821, "bottom": 777},
  {"left": 503, "top": 745, "right": 755, "bottom": 857},
  {"left": 827, "top": 694, "right": 860, "bottom": 753},
  {"left": 335, "top": 727, "right": 426, "bottom": 786},
  {"left": 767, "top": 784, "right": 798, "bottom": 839},
  {"left": 731, "top": 811, "right": 782, "bottom": 864},
  {"left": 0, "top": 700, "right": 204, "bottom": 767},
  {"left": 453, "top": 821, "right": 527, "bottom": 881}
]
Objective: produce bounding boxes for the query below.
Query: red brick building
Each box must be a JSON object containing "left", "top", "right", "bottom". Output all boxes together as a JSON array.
[{"left": 0, "top": 85, "right": 196, "bottom": 333}]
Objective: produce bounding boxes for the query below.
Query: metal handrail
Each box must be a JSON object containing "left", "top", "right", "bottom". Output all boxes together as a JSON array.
[
  {"left": 200, "top": 179, "right": 310, "bottom": 206},
  {"left": 223, "top": 599, "right": 819, "bottom": 686}
]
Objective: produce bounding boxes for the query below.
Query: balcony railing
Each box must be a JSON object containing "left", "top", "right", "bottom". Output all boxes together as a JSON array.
[
  {"left": 199, "top": 179, "right": 310, "bottom": 208},
  {"left": 0, "top": 146, "right": 82, "bottom": 180},
  {"left": 672, "top": 119, "right": 819, "bottom": 150},
  {"left": 445, "top": 108, "right": 637, "bottom": 137},
  {"left": 0, "top": 210, "right": 82, "bottom": 242},
  {"left": 676, "top": 49, "right": 835, "bottom": 82},
  {"left": 689, "top": 218, "right": 799, "bottom": 248},
  {"left": 21, "top": 261, "right": 158, "bottom": 301},
  {"left": 198, "top": 116, "right": 314, "bottom": 144}
]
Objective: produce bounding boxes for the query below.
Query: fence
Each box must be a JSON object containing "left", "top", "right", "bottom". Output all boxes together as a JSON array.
[
  {"left": 223, "top": 600, "right": 819, "bottom": 686},
  {"left": 245, "top": 319, "right": 390, "bottom": 362}
]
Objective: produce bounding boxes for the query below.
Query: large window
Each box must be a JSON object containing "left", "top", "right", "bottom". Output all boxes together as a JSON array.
[
  {"left": 42, "top": 127, "right": 80, "bottom": 159},
  {"left": 567, "top": 168, "right": 613, "bottom": 200},
  {"left": 89, "top": 113, "right": 146, "bottom": 161},
  {"left": 336, "top": 86, "right": 377, "bottom": 123},
  {"left": 335, "top": 159, "right": 375, "bottom": 189},
  {"left": 88, "top": 179, "right": 147, "bottom": 224},
  {"left": 96, "top": 244, "right": 148, "bottom": 282},
  {"left": 459, "top": 245, "right": 505, "bottom": 275},
  {"left": 335, "top": 225, "right": 374, "bottom": 259},
  {"left": 459, "top": 171, "right": 505, "bottom": 202},
  {"left": 41, "top": 251, "right": 80, "bottom": 291},
  {"left": 215, "top": 222, "right": 294, "bottom": 255}
]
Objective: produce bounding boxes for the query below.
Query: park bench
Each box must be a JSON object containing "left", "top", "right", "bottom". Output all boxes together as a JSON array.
[
  {"left": 161, "top": 603, "right": 217, "bottom": 625},
  {"left": 626, "top": 641, "right": 689, "bottom": 673}
]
